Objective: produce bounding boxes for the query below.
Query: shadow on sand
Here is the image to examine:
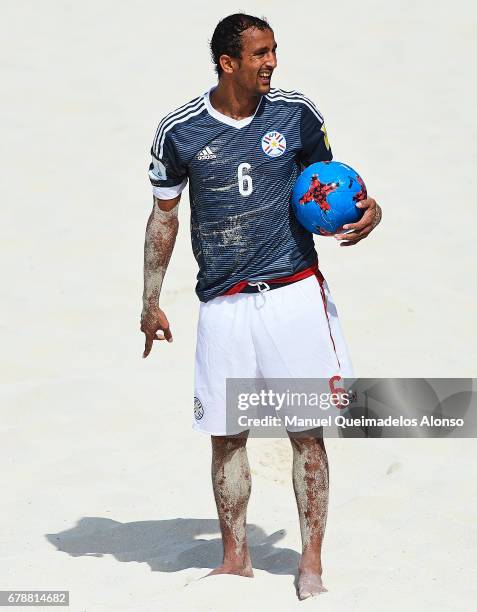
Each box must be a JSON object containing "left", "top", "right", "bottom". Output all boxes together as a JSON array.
[{"left": 46, "top": 517, "right": 300, "bottom": 576}]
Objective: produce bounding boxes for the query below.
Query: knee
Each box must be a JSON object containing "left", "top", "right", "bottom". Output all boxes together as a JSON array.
[
  {"left": 289, "top": 433, "right": 325, "bottom": 454},
  {"left": 212, "top": 433, "right": 247, "bottom": 456}
]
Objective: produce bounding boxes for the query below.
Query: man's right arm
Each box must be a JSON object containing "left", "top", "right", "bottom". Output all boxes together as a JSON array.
[
  {"left": 143, "top": 120, "right": 188, "bottom": 356},
  {"left": 140, "top": 194, "right": 180, "bottom": 358}
]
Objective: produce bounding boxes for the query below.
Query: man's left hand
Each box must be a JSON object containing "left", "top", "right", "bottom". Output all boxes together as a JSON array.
[{"left": 334, "top": 198, "right": 382, "bottom": 246}]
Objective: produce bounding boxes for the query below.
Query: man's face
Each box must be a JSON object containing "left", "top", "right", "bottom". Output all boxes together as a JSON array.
[{"left": 231, "top": 27, "right": 277, "bottom": 95}]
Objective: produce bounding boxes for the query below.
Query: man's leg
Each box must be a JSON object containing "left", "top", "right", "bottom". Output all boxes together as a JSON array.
[
  {"left": 208, "top": 432, "right": 253, "bottom": 577},
  {"left": 289, "top": 432, "right": 329, "bottom": 599}
]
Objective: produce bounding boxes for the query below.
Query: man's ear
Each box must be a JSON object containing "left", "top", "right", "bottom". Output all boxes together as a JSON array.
[{"left": 219, "top": 54, "right": 238, "bottom": 74}]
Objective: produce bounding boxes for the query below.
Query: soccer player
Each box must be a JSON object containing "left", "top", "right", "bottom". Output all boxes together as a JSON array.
[{"left": 141, "top": 13, "right": 382, "bottom": 599}]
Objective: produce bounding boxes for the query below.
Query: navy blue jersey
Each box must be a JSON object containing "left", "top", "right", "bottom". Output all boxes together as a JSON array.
[{"left": 148, "top": 87, "right": 332, "bottom": 302}]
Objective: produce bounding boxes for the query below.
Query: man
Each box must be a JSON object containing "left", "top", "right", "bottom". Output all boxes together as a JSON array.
[{"left": 141, "top": 13, "right": 381, "bottom": 599}]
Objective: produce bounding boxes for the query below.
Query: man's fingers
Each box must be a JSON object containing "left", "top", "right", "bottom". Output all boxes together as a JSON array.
[
  {"left": 335, "top": 230, "right": 361, "bottom": 241},
  {"left": 143, "top": 335, "right": 154, "bottom": 358},
  {"left": 340, "top": 199, "right": 376, "bottom": 233},
  {"left": 338, "top": 223, "right": 372, "bottom": 244},
  {"left": 342, "top": 209, "right": 374, "bottom": 233},
  {"left": 333, "top": 198, "right": 379, "bottom": 245},
  {"left": 336, "top": 215, "right": 374, "bottom": 239},
  {"left": 142, "top": 327, "right": 173, "bottom": 356},
  {"left": 140, "top": 306, "right": 173, "bottom": 355},
  {"left": 340, "top": 237, "right": 363, "bottom": 247},
  {"left": 163, "top": 326, "right": 173, "bottom": 342},
  {"left": 356, "top": 197, "right": 376, "bottom": 210},
  {"left": 154, "top": 328, "right": 173, "bottom": 342}
]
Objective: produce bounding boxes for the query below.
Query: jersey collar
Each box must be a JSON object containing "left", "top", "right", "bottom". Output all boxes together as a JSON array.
[{"left": 204, "top": 87, "right": 262, "bottom": 129}]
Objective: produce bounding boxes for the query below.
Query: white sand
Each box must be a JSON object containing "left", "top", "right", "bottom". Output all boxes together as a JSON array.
[{"left": 1, "top": 1, "right": 476, "bottom": 610}]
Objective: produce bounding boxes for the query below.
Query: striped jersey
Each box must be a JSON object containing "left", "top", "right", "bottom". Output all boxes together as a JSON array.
[{"left": 148, "top": 87, "right": 333, "bottom": 302}]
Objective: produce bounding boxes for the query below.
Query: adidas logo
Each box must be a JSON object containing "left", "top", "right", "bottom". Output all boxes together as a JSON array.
[{"left": 197, "top": 146, "right": 216, "bottom": 160}]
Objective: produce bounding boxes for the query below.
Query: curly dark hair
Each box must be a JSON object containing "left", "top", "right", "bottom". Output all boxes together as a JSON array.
[{"left": 210, "top": 13, "right": 271, "bottom": 76}]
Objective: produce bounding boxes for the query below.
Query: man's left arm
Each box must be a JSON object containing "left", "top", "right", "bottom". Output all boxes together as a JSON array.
[{"left": 298, "top": 98, "right": 382, "bottom": 246}]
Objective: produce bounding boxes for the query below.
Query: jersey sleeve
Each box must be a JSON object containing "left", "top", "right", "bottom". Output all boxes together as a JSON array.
[
  {"left": 148, "top": 129, "right": 188, "bottom": 199},
  {"left": 298, "top": 102, "right": 333, "bottom": 167}
]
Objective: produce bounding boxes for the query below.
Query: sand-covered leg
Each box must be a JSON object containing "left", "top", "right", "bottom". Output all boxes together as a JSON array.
[
  {"left": 290, "top": 433, "right": 329, "bottom": 599},
  {"left": 208, "top": 433, "right": 253, "bottom": 577}
]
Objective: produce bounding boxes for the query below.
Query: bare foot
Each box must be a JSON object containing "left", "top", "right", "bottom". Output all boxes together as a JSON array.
[
  {"left": 205, "top": 563, "right": 254, "bottom": 578},
  {"left": 297, "top": 568, "right": 327, "bottom": 600}
]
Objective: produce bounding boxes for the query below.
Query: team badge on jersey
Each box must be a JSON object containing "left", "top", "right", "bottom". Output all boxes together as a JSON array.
[{"left": 261, "top": 131, "right": 286, "bottom": 158}]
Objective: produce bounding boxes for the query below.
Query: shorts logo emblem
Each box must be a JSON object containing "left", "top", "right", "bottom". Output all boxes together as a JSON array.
[
  {"left": 261, "top": 131, "right": 286, "bottom": 158},
  {"left": 194, "top": 396, "right": 204, "bottom": 420}
]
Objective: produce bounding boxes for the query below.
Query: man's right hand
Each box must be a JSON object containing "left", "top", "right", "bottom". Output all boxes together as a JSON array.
[{"left": 140, "top": 306, "right": 173, "bottom": 358}]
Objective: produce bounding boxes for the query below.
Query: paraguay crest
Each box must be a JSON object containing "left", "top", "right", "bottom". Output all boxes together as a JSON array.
[{"left": 261, "top": 130, "right": 286, "bottom": 158}]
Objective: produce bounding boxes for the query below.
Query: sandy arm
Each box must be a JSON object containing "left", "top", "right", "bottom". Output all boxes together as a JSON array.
[{"left": 140, "top": 194, "right": 180, "bottom": 356}]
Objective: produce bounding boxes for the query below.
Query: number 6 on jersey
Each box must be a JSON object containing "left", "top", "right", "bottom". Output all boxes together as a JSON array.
[{"left": 238, "top": 163, "right": 253, "bottom": 196}]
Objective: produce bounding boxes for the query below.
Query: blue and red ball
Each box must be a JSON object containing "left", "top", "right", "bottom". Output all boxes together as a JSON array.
[{"left": 291, "top": 161, "right": 367, "bottom": 235}]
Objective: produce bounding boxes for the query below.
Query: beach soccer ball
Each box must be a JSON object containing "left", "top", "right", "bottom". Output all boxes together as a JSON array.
[{"left": 291, "top": 161, "right": 367, "bottom": 235}]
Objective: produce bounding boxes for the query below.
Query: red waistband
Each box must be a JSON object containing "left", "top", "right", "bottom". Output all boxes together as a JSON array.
[{"left": 221, "top": 263, "right": 324, "bottom": 296}]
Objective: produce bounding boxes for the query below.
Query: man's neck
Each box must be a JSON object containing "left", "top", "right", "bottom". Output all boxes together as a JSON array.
[{"left": 209, "top": 81, "right": 261, "bottom": 121}]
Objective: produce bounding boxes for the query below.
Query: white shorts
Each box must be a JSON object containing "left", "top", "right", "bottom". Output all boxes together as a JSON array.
[{"left": 193, "top": 273, "right": 354, "bottom": 436}]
